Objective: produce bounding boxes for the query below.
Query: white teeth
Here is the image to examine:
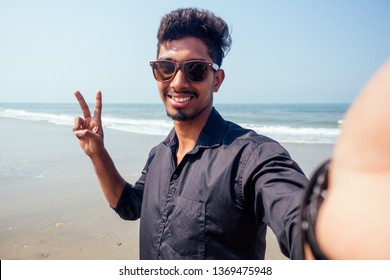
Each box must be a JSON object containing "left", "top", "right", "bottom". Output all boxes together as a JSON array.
[{"left": 172, "top": 96, "right": 191, "bottom": 102}]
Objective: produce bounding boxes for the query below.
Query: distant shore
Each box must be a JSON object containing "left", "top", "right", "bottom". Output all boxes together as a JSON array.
[{"left": 0, "top": 118, "right": 333, "bottom": 260}]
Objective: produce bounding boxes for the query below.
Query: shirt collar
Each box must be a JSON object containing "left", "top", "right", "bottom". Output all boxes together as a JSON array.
[{"left": 164, "top": 107, "right": 227, "bottom": 149}]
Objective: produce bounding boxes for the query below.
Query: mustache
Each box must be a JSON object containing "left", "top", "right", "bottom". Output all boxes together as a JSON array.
[{"left": 164, "top": 88, "right": 199, "bottom": 97}]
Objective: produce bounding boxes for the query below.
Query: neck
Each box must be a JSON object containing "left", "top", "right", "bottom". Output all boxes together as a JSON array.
[{"left": 173, "top": 107, "right": 212, "bottom": 164}]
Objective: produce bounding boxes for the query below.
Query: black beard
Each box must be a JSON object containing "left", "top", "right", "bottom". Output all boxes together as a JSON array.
[
  {"left": 166, "top": 102, "right": 210, "bottom": 122},
  {"left": 166, "top": 110, "right": 193, "bottom": 121},
  {"left": 164, "top": 89, "right": 200, "bottom": 121}
]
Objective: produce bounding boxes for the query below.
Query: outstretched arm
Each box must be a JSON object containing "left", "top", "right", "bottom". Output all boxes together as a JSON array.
[
  {"left": 73, "top": 90, "right": 125, "bottom": 208},
  {"left": 315, "top": 59, "right": 390, "bottom": 259}
]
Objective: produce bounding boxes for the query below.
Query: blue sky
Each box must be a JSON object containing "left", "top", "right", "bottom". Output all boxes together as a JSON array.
[{"left": 0, "top": 0, "right": 389, "bottom": 104}]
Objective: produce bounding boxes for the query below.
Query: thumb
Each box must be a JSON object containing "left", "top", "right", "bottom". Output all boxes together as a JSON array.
[{"left": 74, "top": 129, "right": 101, "bottom": 142}]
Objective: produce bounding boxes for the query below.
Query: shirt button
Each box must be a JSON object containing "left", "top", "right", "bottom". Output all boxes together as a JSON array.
[{"left": 172, "top": 174, "right": 178, "bottom": 180}]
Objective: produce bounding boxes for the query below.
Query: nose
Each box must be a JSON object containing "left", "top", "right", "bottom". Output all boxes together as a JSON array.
[{"left": 170, "top": 67, "right": 190, "bottom": 89}]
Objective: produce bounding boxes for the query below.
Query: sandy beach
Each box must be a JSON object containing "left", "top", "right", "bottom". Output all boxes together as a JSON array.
[{"left": 0, "top": 117, "right": 334, "bottom": 260}]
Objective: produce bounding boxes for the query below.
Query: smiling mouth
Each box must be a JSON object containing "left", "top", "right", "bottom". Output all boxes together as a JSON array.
[
  {"left": 165, "top": 89, "right": 198, "bottom": 104},
  {"left": 169, "top": 95, "right": 193, "bottom": 103}
]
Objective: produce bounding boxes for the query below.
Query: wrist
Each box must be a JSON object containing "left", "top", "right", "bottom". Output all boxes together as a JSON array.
[{"left": 301, "top": 160, "right": 330, "bottom": 260}]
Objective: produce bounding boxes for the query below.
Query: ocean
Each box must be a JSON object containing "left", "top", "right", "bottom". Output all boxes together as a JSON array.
[{"left": 0, "top": 102, "right": 348, "bottom": 144}]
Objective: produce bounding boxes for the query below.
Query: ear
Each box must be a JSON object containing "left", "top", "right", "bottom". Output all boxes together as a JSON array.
[{"left": 212, "top": 69, "right": 225, "bottom": 92}]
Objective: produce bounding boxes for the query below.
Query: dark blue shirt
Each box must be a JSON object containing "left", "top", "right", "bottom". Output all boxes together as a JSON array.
[{"left": 114, "top": 108, "right": 308, "bottom": 259}]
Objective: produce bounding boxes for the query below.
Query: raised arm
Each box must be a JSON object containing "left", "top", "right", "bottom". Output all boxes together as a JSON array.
[
  {"left": 315, "top": 59, "right": 390, "bottom": 259},
  {"left": 73, "top": 90, "right": 125, "bottom": 208}
]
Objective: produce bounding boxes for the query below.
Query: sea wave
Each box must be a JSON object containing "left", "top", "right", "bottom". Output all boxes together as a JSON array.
[
  {"left": 103, "top": 116, "right": 172, "bottom": 136},
  {"left": 0, "top": 108, "right": 73, "bottom": 126},
  {"left": 0, "top": 107, "right": 339, "bottom": 143},
  {"left": 245, "top": 124, "right": 339, "bottom": 144}
]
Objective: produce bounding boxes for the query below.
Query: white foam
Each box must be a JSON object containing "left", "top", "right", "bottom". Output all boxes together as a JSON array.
[
  {"left": 103, "top": 116, "right": 171, "bottom": 136},
  {"left": 0, "top": 108, "right": 73, "bottom": 126},
  {"left": 0, "top": 107, "right": 340, "bottom": 143},
  {"left": 0, "top": 108, "right": 172, "bottom": 136},
  {"left": 245, "top": 124, "right": 340, "bottom": 144}
]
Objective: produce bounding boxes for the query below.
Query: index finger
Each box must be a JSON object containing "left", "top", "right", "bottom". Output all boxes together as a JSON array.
[
  {"left": 94, "top": 90, "right": 102, "bottom": 120},
  {"left": 74, "top": 90, "right": 91, "bottom": 119}
]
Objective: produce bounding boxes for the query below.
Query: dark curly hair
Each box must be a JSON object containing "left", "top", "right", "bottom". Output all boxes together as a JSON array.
[{"left": 156, "top": 7, "right": 232, "bottom": 67}]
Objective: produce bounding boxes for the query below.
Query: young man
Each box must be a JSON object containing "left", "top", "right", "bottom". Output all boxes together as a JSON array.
[{"left": 73, "top": 8, "right": 308, "bottom": 259}]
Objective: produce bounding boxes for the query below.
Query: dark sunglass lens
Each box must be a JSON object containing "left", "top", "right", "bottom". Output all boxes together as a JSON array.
[
  {"left": 154, "top": 61, "right": 175, "bottom": 81},
  {"left": 184, "top": 62, "right": 208, "bottom": 82}
]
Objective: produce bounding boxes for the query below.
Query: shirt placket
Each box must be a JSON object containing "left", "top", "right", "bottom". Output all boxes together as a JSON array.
[{"left": 154, "top": 144, "right": 186, "bottom": 259}]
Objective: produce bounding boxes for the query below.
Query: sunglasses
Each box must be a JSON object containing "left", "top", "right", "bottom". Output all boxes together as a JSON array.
[{"left": 150, "top": 60, "right": 219, "bottom": 83}]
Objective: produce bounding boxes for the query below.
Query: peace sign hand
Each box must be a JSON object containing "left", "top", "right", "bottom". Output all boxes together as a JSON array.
[{"left": 73, "top": 90, "right": 105, "bottom": 157}]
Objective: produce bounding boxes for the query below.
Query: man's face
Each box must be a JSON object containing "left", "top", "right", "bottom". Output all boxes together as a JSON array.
[{"left": 156, "top": 37, "right": 224, "bottom": 123}]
